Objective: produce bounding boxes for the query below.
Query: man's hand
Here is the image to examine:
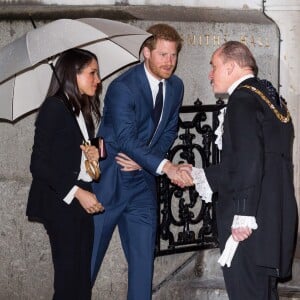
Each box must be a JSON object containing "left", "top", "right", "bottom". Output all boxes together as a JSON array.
[
  {"left": 178, "top": 164, "right": 194, "bottom": 186},
  {"left": 115, "top": 153, "right": 142, "bottom": 171},
  {"left": 162, "top": 161, "right": 193, "bottom": 188},
  {"left": 231, "top": 227, "right": 252, "bottom": 242}
]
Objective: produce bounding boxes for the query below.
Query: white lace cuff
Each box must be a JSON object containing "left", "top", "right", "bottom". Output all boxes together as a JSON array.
[
  {"left": 191, "top": 167, "right": 213, "bottom": 203},
  {"left": 214, "top": 107, "right": 226, "bottom": 150},
  {"left": 218, "top": 216, "right": 258, "bottom": 268},
  {"left": 231, "top": 215, "right": 258, "bottom": 230}
]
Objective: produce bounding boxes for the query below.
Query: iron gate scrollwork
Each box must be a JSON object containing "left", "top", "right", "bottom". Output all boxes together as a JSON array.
[{"left": 155, "top": 99, "right": 226, "bottom": 256}]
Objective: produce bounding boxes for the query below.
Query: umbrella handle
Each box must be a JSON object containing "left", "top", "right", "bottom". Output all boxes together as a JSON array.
[
  {"left": 29, "top": 15, "right": 37, "bottom": 29},
  {"left": 48, "top": 61, "right": 61, "bottom": 87}
]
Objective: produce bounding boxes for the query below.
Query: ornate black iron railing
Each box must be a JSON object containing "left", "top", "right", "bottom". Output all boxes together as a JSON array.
[{"left": 155, "top": 99, "right": 226, "bottom": 256}]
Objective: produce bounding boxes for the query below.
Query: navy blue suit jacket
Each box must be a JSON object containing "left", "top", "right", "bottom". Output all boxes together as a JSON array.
[{"left": 93, "top": 63, "right": 184, "bottom": 207}]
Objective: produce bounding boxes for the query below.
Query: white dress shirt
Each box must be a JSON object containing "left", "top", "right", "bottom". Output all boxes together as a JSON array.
[
  {"left": 143, "top": 65, "right": 168, "bottom": 175},
  {"left": 63, "top": 111, "right": 93, "bottom": 204}
]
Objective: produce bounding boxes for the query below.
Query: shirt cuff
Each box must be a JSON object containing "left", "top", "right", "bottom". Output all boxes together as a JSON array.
[
  {"left": 63, "top": 185, "right": 79, "bottom": 205},
  {"left": 231, "top": 215, "right": 258, "bottom": 230},
  {"left": 156, "top": 159, "right": 168, "bottom": 175},
  {"left": 191, "top": 167, "right": 213, "bottom": 203}
]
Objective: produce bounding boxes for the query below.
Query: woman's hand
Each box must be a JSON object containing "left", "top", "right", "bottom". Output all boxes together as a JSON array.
[
  {"left": 115, "top": 152, "right": 142, "bottom": 171},
  {"left": 75, "top": 187, "right": 104, "bottom": 214},
  {"left": 80, "top": 144, "right": 99, "bottom": 162}
]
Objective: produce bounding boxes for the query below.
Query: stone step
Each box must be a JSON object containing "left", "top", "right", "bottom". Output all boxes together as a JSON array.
[
  {"left": 279, "top": 287, "right": 300, "bottom": 300},
  {"left": 153, "top": 246, "right": 300, "bottom": 300},
  {"left": 154, "top": 277, "right": 300, "bottom": 300},
  {"left": 153, "top": 278, "right": 228, "bottom": 300}
]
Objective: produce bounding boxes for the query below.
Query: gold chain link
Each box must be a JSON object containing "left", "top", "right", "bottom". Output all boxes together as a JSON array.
[{"left": 242, "top": 85, "right": 291, "bottom": 123}]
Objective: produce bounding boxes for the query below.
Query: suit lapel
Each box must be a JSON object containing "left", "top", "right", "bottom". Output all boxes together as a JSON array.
[
  {"left": 137, "top": 64, "right": 153, "bottom": 112},
  {"left": 136, "top": 64, "right": 158, "bottom": 140}
]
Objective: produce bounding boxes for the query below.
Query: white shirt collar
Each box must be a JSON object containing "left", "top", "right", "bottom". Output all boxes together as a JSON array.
[
  {"left": 144, "top": 64, "right": 165, "bottom": 88},
  {"left": 144, "top": 64, "right": 165, "bottom": 104},
  {"left": 76, "top": 111, "right": 89, "bottom": 142},
  {"left": 227, "top": 74, "right": 254, "bottom": 95}
]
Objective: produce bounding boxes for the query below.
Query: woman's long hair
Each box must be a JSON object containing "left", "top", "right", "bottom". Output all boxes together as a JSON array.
[{"left": 47, "top": 48, "right": 101, "bottom": 134}]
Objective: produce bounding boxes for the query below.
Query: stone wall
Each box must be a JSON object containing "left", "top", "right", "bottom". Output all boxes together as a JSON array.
[{"left": 0, "top": 5, "right": 279, "bottom": 299}]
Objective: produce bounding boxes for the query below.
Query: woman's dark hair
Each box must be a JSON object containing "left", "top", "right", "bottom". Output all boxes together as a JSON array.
[{"left": 47, "top": 48, "right": 101, "bottom": 134}]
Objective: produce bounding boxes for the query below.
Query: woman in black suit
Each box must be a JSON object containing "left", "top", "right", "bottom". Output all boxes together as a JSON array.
[{"left": 27, "top": 48, "right": 104, "bottom": 300}]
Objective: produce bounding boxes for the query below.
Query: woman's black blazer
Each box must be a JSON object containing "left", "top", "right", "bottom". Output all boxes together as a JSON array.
[{"left": 27, "top": 96, "right": 92, "bottom": 221}]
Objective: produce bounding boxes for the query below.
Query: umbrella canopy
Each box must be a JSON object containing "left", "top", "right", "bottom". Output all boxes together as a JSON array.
[{"left": 0, "top": 18, "right": 151, "bottom": 121}]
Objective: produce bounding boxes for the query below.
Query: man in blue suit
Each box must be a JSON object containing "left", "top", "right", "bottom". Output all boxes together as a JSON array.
[{"left": 91, "top": 23, "right": 185, "bottom": 299}]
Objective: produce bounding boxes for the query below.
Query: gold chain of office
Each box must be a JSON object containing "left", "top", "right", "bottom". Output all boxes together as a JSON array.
[{"left": 242, "top": 85, "right": 291, "bottom": 124}]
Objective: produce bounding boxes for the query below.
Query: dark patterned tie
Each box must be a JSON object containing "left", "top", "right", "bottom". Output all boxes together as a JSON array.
[
  {"left": 152, "top": 81, "right": 163, "bottom": 129},
  {"left": 148, "top": 82, "right": 163, "bottom": 145}
]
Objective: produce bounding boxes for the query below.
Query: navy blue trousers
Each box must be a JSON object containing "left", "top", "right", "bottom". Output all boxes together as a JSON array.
[{"left": 91, "top": 171, "right": 157, "bottom": 300}]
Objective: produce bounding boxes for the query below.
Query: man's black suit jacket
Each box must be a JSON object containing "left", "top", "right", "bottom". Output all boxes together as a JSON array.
[{"left": 205, "top": 77, "right": 298, "bottom": 278}]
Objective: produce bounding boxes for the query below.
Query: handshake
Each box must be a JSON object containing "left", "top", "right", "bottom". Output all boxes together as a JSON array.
[
  {"left": 115, "top": 153, "right": 195, "bottom": 188},
  {"left": 162, "top": 161, "right": 194, "bottom": 188}
]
